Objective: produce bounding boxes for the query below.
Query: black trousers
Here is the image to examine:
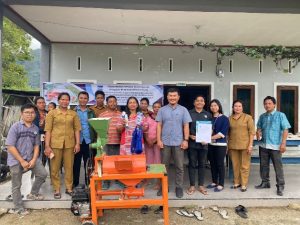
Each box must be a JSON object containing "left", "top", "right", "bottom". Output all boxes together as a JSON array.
[
  {"left": 188, "top": 146, "right": 208, "bottom": 186},
  {"left": 259, "top": 146, "right": 285, "bottom": 187},
  {"left": 207, "top": 145, "right": 227, "bottom": 187},
  {"left": 73, "top": 140, "right": 90, "bottom": 187}
]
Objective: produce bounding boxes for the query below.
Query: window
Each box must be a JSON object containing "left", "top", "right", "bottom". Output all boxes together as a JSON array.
[
  {"left": 199, "top": 59, "right": 203, "bottom": 73},
  {"left": 139, "top": 58, "right": 143, "bottom": 72},
  {"left": 288, "top": 60, "right": 293, "bottom": 74},
  {"left": 108, "top": 57, "right": 112, "bottom": 71},
  {"left": 169, "top": 58, "right": 173, "bottom": 72},
  {"left": 233, "top": 85, "right": 255, "bottom": 119},
  {"left": 277, "top": 86, "right": 298, "bottom": 134},
  {"left": 76, "top": 56, "right": 81, "bottom": 71},
  {"left": 229, "top": 59, "right": 233, "bottom": 73},
  {"left": 259, "top": 60, "right": 263, "bottom": 74}
]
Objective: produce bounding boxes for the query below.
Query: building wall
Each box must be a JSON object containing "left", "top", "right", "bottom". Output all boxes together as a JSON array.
[{"left": 50, "top": 43, "right": 300, "bottom": 125}]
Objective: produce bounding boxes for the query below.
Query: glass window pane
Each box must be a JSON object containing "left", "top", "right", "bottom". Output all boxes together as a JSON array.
[
  {"left": 237, "top": 89, "right": 251, "bottom": 115},
  {"left": 280, "top": 90, "right": 295, "bottom": 133}
]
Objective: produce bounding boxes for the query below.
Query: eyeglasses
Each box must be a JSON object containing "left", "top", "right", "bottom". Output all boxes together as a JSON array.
[{"left": 23, "top": 111, "right": 35, "bottom": 115}]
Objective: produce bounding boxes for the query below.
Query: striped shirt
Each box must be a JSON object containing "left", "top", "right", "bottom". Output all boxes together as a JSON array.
[{"left": 99, "top": 110, "right": 122, "bottom": 144}]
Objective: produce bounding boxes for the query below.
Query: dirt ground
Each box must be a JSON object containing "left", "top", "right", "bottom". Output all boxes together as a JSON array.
[{"left": 0, "top": 207, "right": 300, "bottom": 225}]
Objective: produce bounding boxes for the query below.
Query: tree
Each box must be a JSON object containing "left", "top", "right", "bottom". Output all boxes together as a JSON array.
[{"left": 2, "top": 17, "right": 32, "bottom": 90}]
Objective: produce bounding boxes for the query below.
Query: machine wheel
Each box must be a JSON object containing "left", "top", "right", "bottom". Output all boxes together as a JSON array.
[
  {"left": 85, "top": 158, "right": 93, "bottom": 186},
  {"left": 0, "top": 165, "right": 9, "bottom": 182}
]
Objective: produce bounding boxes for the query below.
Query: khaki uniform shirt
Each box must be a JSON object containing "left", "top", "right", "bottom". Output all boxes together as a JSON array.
[
  {"left": 45, "top": 108, "right": 81, "bottom": 149},
  {"left": 228, "top": 113, "right": 255, "bottom": 150},
  {"left": 89, "top": 105, "right": 106, "bottom": 117}
]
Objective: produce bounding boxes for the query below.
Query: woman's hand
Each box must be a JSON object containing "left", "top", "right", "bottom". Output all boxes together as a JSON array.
[
  {"left": 247, "top": 146, "right": 253, "bottom": 155},
  {"left": 44, "top": 146, "right": 53, "bottom": 157},
  {"left": 74, "top": 143, "right": 80, "bottom": 154}
]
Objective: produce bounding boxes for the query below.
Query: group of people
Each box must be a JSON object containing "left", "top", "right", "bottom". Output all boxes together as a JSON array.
[{"left": 5, "top": 87, "right": 290, "bottom": 215}]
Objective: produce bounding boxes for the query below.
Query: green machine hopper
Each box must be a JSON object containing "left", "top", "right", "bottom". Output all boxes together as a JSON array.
[{"left": 88, "top": 117, "right": 111, "bottom": 157}]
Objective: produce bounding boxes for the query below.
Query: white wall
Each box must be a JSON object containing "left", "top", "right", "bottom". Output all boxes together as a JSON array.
[{"left": 50, "top": 43, "right": 300, "bottom": 126}]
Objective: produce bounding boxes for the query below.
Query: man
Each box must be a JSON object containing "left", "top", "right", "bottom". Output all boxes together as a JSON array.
[
  {"left": 33, "top": 97, "right": 47, "bottom": 166},
  {"left": 73, "top": 91, "right": 96, "bottom": 187},
  {"left": 255, "top": 96, "right": 291, "bottom": 196},
  {"left": 90, "top": 90, "right": 106, "bottom": 117},
  {"left": 99, "top": 95, "right": 122, "bottom": 189},
  {"left": 187, "top": 95, "right": 212, "bottom": 195},
  {"left": 6, "top": 103, "right": 47, "bottom": 215},
  {"left": 140, "top": 97, "right": 153, "bottom": 118},
  {"left": 156, "top": 88, "right": 192, "bottom": 198}
]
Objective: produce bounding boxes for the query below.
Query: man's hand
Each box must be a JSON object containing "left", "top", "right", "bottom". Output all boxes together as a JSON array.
[
  {"left": 44, "top": 146, "right": 53, "bottom": 157},
  {"left": 28, "top": 158, "right": 37, "bottom": 169},
  {"left": 20, "top": 160, "right": 29, "bottom": 170},
  {"left": 157, "top": 140, "right": 164, "bottom": 149},
  {"left": 280, "top": 143, "right": 286, "bottom": 153},
  {"left": 74, "top": 144, "right": 80, "bottom": 154},
  {"left": 180, "top": 140, "right": 188, "bottom": 150}
]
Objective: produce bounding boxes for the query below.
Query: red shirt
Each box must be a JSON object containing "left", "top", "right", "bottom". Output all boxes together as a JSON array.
[{"left": 99, "top": 110, "right": 122, "bottom": 144}]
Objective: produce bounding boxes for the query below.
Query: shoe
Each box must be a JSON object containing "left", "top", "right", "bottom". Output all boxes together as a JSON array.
[
  {"left": 140, "top": 205, "right": 149, "bottom": 214},
  {"left": 54, "top": 192, "right": 61, "bottom": 199},
  {"left": 154, "top": 206, "right": 163, "bottom": 214},
  {"left": 8, "top": 208, "right": 30, "bottom": 216},
  {"left": 206, "top": 183, "right": 217, "bottom": 189},
  {"left": 26, "top": 193, "right": 45, "bottom": 200},
  {"left": 175, "top": 187, "right": 183, "bottom": 198},
  {"left": 255, "top": 182, "right": 270, "bottom": 189},
  {"left": 214, "top": 186, "right": 224, "bottom": 192},
  {"left": 277, "top": 186, "right": 284, "bottom": 196},
  {"left": 102, "top": 181, "right": 110, "bottom": 190}
]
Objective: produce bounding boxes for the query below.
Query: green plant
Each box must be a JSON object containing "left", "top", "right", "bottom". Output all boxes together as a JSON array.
[{"left": 138, "top": 35, "right": 300, "bottom": 72}]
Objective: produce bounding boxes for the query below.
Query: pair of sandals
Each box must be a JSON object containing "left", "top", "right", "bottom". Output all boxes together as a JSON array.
[
  {"left": 54, "top": 190, "right": 74, "bottom": 199},
  {"left": 186, "top": 186, "right": 208, "bottom": 195},
  {"left": 210, "top": 206, "right": 229, "bottom": 219},
  {"left": 231, "top": 184, "right": 247, "bottom": 192},
  {"left": 176, "top": 208, "right": 204, "bottom": 221}
]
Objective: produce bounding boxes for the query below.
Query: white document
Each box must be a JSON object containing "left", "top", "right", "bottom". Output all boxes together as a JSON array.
[{"left": 196, "top": 121, "right": 212, "bottom": 143}]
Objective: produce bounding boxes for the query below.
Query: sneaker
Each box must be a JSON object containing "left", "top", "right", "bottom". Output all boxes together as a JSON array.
[
  {"left": 8, "top": 208, "right": 30, "bottom": 216},
  {"left": 26, "top": 193, "right": 45, "bottom": 200},
  {"left": 175, "top": 187, "right": 183, "bottom": 198}
]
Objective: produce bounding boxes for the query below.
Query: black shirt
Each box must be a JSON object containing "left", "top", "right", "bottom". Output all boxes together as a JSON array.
[{"left": 189, "top": 108, "right": 212, "bottom": 149}]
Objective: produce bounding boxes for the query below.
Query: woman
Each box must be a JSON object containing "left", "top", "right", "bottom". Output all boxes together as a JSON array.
[
  {"left": 119, "top": 97, "right": 147, "bottom": 155},
  {"left": 48, "top": 102, "right": 57, "bottom": 111},
  {"left": 207, "top": 99, "right": 229, "bottom": 192},
  {"left": 228, "top": 100, "right": 255, "bottom": 192},
  {"left": 44, "top": 92, "right": 81, "bottom": 199}
]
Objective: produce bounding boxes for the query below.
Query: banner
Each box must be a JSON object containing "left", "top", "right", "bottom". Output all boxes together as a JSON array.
[{"left": 43, "top": 82, "right": 163, "bottom": 106}]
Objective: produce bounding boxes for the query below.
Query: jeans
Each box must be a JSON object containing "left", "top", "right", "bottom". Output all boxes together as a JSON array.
[
  {"left": 207, "top": 145, "right": 227, "bottom": 187},
  {"left": 10, "top": 160, "right": 47, "bottom": 209},
  {"left": 162, "top": 145, "right": 184, "bottom": 188},
  {"left": 259, "top": 146, "right": 285, "bottom": 187},
  {"left": 188, "top": 146, "right": 207, "bottom": 186}
]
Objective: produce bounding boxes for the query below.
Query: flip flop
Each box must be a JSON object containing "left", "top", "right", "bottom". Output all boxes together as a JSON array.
[
  {"left": 210, "top": 206, "right": 219, "bottom": 212},
  {"left": 199, "top": 187, "right": 208, "bottom": 195},
  {"left": 230, "top": 184, "right": 241, "bottom": 189},
  {"left": 179, "top": 209, "right": 194, "bottom": 218},
  {"left": 186, "top": 187, "right": 196, "bottom": 195},
  {"left": 218, "top": 209, "right": 229, "bottom": 219},
  {"left": 235, "top": 205, "right": 248, "bottom": 219},
  {"left": 193, "top": 210, "right": 204, "bottom": 221},
  {"left": 176, "top": 210, "right": 184, "bottom": 216}
]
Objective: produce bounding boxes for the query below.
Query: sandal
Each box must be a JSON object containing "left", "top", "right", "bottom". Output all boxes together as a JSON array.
[
  {"left": 179, "top": 209, "right": 194, "bottom": 218},
  {"left": 65, "top": 190, "right": 74, "bottom": 196},
  {"left": 241, "top": 186, "right": 247, "bottom": 192},
  {"left": 210, "top": 206, "right": 219, "bottom": 212},
  {"left": 194, "top": 210, "right": 204, "bottom": 221},
  {"left": 214, "top": 185, "right": 224, "bottom": 192},
  {"left": 186, "top": 186, "right": 196, "bottom": 195},
  {"left": 54, "top": 192, "right": 61, "bottom": 199},
  {"left": 199, "top": 186, "right": 208, "bottom": 195},
  {"left": 218, "top": 209, "right": 229, "bottom": 219}
]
